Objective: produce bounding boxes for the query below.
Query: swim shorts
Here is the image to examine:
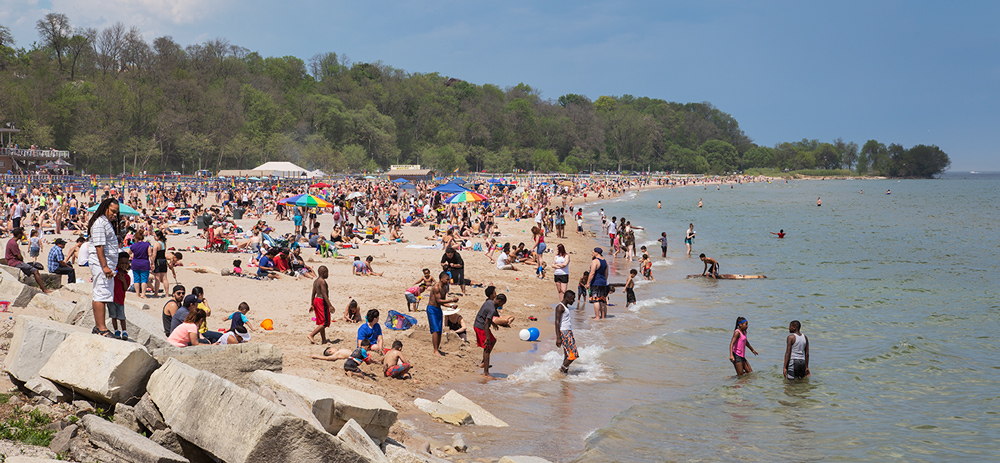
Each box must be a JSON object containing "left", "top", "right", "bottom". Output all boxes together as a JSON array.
[
  {"left": 554, "top": 274, "right": 569, "bottom": 284},
  {"left": 404, "top": 292, "right": 417, "bottom": 304},
  {"left": 589, "top": 285, "right": 609, "bottom": 303},
  {"left": 154, "top": 258, "right": 168, "bottom": 273},
  {"left": 426, "top": 305, "right": 443, "bottom": 333},
  {"left": 313, "top": 297, "right": 329, "bottom": 326},
  {"left": 731, "top": 353, "right": 747, "bottom": 364},
  {"left": 132, "top": 270, "right": 149, "bottom": 284},
  {"left": 560, "top": 330, "right": 578, "bottom": 361},
  {"left": 474, "top": 326, "right": 496, "bottom": 351},
  {"left": 626, "top": 288, "right": 636, "bottom": 304},
  {"left": 344, "top": 359, "right": 361, "bottom": 373},
  {"left": 787, "top": 359, "right": 807, "bottom": 379},
  {"left": 385, "top": 362, "right": 412, "bottom": 378}
]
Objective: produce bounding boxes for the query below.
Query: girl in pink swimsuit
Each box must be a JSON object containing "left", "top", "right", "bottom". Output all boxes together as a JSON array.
[{"left": 728, "top": 317, "right": 758, "bottom": 375}]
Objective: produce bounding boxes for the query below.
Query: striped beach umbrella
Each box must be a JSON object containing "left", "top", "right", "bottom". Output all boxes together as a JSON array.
[
  {"left": 277, "top": 194, "right": 333, "bottom": 208},
  {"left": 444, "top": 191, "right": 488, "bottom": 203}
]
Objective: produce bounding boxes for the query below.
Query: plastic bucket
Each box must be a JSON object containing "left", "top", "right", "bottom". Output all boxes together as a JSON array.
[{"left": 260, "top": 318, "right": 274, "bottom": 330}]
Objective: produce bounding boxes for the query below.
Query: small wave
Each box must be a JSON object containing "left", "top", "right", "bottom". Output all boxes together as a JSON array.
[
  {"left": 507, "top": 344, "right": 613, "bottom": 384},
  {"left": 652, "top": 259, "right": 673, "bottom": 267},
  {"left": 641, "top": 240, "right": 659, "bottom": 247},
  {"left": 629, "top": 296, "right": 671, "bottom": 312}
]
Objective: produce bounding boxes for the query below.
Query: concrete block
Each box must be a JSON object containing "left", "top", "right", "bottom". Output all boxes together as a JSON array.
[
  {"left": 438, "top": 390, "right": 508, "bottom": 427},
  {"left": 147, "top": 358, "right": 369, "bottom": 463},
  {"left": 135, "top": 393, "right": 168, "bottom": 431},
  {"left": 150, "top": 343, "right": 282, "bottom": 388},
  {"left": 66, "top": 296, "right": 169, "bottom": 350},
  {"left": 39, "top": 333, "right": 158, "bottom": 404},
  {"left": 248, "top": 370, "right": 397, "bottom": 442},
  {"left": 337, "top": 418, "right": 389, "bottom": 463},
  {"left": 81, "top": 414, "right": 188, "bottom": 463},
  {"left": 3, "top": 315, "right": 91, "bottom": 383},
  {"left": 0, "top": 266, "right": 42, "bottom": 307},
  {"left": 24, "top": 294, "right": 76, "bottom": 317},
  {"left": 24, "top": 376, "right": 73, "bottom": 403},
  {"left": 114, "top": 403, "right": 141, "bottom": 433},
  {"left": 413, "top": 398, "right": 473, "bottom": 426}
]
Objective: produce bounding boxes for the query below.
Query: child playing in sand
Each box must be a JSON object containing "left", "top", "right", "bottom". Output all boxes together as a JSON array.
[
  {"left": 225, "top": 302, "right": 255, "bottom": 333},
  {"left": 343, "top": 299, "right": 362, "bottom": 323},
  {"left": 364, "top": 255, "right": 384, "bottom": 276},
  {"left": 232, "top": 259, "right": 243, "bottom": 276},
  {"left": 344, "top": 339, "right": 374, "bottom": 378},
  {"left": 382, "top": 340, "right": 413, "bottom": 379},
  {"left": 625, "top": 269, "right": 637, "bottom": 308}
]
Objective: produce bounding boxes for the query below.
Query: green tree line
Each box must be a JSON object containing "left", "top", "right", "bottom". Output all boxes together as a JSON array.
[{"left": 0, "top": 15, "right": 950, "bottom": 178}]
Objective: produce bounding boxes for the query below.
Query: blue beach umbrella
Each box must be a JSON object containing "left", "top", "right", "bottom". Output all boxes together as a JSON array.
[
  {"left": 392, "top": 178, "right": 411, "bottom": 183},
  {"left": 87, "top": 203, "right": 141, "bottom": 216}
]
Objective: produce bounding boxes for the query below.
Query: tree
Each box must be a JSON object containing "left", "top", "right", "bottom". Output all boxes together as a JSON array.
[
  {"left": 65, "top": 34, "right": 90, "bottom": 80},
  {"left": 743, "top": 146, "right": 774, "bottom": 169},
  {"left": 0, "top": 23, "right": 14, "bottom": 47},
  {"left": 898, "top": 144, "right": 950, "bottom": 178},
  {"left": 699, "top": 139, "right": 738, "bottom": 173},
  {"left": 531, "top": 149, "right": 559, "bottom": 172},
  {"left": 36, "top": 13, "right": 72, "bottom": 73},
  {"left": 814, "top": 143, "right": 840, "bottom": 170}
]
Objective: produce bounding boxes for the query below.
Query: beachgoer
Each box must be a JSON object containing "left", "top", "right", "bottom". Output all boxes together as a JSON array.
[
  {"left": 685, "top": 223, "right": 695, "bottom": 257},
  {"left": 343, "top": 299, "right": 362, "bottom": 323},
  {"left": 442, "top": 306, "right": 467, "bottom": 342},
  {"left": 783, "top": 320, "right": 809, "bottom": 380},
  {"left": 576, "top": 271, "right": 589, "bottom": 309},
  {"left": 700, "top": 253, "right": 720, "bottom": 279},
  {"left": 217, "top": 325, "right": 250, "bottom": 345},
  {"left": 225, "top": 302, "right": 255, "bottom": 333},
  {"left": 311, "top": 347, "right": 354, "bottom": 361},
  {"left": 108, "top": 252, "right": 130, "bottom": 340},
  {"left": 308, "top": 266, "right": 334, "bottom": 344},
  {"left": 357, "top": 309, "right": 384, "bottom": 353},
  {"left": 770, "top": 229, "right": 786, "bottom": 238},
  {"left": 474, "top": 292, "right": 506, "bottom": 379},
  {"left": 427, "top": 271, "right": 459, "bottom": 356},
  {"left": 167, "top": 309, "right": 211, "bottom": 347},
  {"left": 47, "top": 238, "right": 76, "bottom": 284},
  {"left": 585, "top": 247, "right": 609, "bottom": 319},
  {"left": 364, "top": 255, "right": 384, "bottom": 277},
  {"left": 88, "top": 198, "right": 120, "bottom": 336},
  {"left": 728, "top": 317, "right": 758, "bottom": 375},
  {"left": 554, "top": 290, "right": 578, "bottom": 374},
  {"left": 552, "top": 243, "right": 570, "bottom": 300},
  {"left": 698, "top": 198, "right": 703, "bottom": 208},
  {"left": 344, "top": 339, "right": 373, "bottom": 379},
  {"left": 658, "top": 232, "right": 668, "bottom": 258},
  {"left": 440, "top": 247, "right": 466, "bottom": 296},
  {"left": 625, "top": 269, "right": 637, "bottom": 308},
  {"left": 657, "top": 200, "right": 661, "bottom": 209},
  {"left": 817, "top": 197, "right": 822, "bottom": 207},
  {"left": 162, "top": 285, "right": 185, "bottom": 336},
  {"left": 383, "top": 340, "right": 413, "bottom": 379}
]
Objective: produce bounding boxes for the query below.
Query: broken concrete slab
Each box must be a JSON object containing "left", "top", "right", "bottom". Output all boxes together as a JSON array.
[
  {"left": 114, "top": 403, "right": 141, "bottom": 433},
  {"left": 24, "top": 294, "right": 76, "bottom": 317},
  {"left": 24, "top": 376, "right": 73, "bottom": 403},
  {"left": 336, "top": 419, "right": 389, "bottom": 463},
  {"left": 48, "top": 423, "right": 78, "bottom": 455},
  {"left": 0, "top": 267, "right": 43, "bottom": 307},
  {"left": 39, "top": 333, "right": 158, "bottom": 404},
  {"left": 438, "top": 390, "right": 508, "bottom": 427},
  {"left": 65, "top": 296, "right": 169, "bottom": 350},
  {"left": 248, "top": 370, "right": 397, "bottom": 442},
  {"left": 147, "top": 358, "right": 369, "bottom": 463},
  {"left": 81, "top": 414, "right": 188, "bottom": 463},
  {"left": 413, "top": 398, "right": 473, "bottom": 426},
  {"left": 4, "top": 315, "right": 92, "bottom": 383},
  {"left": 134, "top": 393, "right": 168, "bottom": 431},
  {"left": 150, "top": 343, "right": 282, "bottom": 388}
]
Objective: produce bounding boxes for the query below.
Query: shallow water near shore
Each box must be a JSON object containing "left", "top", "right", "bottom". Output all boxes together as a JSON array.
[{"left": 428, "top": 173, "right": 1000, "bottom": 462}]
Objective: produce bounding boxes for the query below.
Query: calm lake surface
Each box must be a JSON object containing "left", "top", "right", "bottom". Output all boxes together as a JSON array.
[{"left": 423, "top": 173, "right": 1000, "bottom": 462}]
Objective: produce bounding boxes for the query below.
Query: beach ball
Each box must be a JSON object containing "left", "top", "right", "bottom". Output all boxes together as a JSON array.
[
  {"left": 528, "top": 327, "right": 540, "bottom": 341},
  {"left": 260, "top": 318, "right": 274, "bottom": 330},
  {"left": 519, "top": 329, "right": 530, "bottom": 341}
]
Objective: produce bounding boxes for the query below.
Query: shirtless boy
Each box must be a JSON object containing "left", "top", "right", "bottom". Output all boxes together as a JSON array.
[
  {"left": 383, "top": 340, "right": 413, "bottom": 379},
  {"left": 700, "top": 253, "right": 720, "bottom": 279},
  {"left": 308, "top": 266, "right": 334, "bottom": 344},
  {"left": 427, "top": 271, "right": 459, "bottom": 356}
]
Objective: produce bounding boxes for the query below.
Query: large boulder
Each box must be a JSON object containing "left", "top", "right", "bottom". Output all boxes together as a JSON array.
[
  {"left": 4, "top": 316, "right": 91, "bottom": 383},
  {"left": 437, "top": 390, "right": 508, "bottom": 427},
  {"left": 413, "top": 398, "right": 473, "bottom": 426},
  {"left": 39, "top": 333, "right": 158, "bottom": 404},
  {"left": 80, "top": 414, "right": 188, "bottom": 463},
  {"left": 0, "top": 267, "right": 42, "bottom": 307},
  {"left": 336, "top": 419, "right": 389, "bottom": 463},
  {"left": 150, "top": 343, "right": 282, "bottom": 388},
  {"left": 147, "top": 358, "right": 369, "bottom": 463},
  {"left": 66, "top": 296, "right": 168, "bottom": 350},
  {"left": 248, "top": 370, "right": 397, "bottom": 442}
]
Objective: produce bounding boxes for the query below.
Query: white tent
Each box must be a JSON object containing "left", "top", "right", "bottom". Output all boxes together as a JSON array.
[
  {"left": 253, "top": 161, "right": 308, "bottom": 178},
  {"left": 307, "top": 169, "right": 326, "bottom": 178}
]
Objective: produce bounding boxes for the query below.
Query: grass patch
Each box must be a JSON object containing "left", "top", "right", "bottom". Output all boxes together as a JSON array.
[
  {"left": 745, "top": 168, "right": 862, "bottom": 178},
  {"left": 0, "top": 407, "right": 56, "bottom": 447},
  {"left": 0, "top": 393, "right": 12, "bottom": 405}
]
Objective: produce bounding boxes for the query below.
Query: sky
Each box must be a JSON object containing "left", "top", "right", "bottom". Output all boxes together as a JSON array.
[{"left": 1, "top": 0, "right": 998, "bottom": 171}]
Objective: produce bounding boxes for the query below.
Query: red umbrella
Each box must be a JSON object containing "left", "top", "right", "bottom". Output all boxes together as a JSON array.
[{"left": 309, "top": 182, "right": 331, "bottom": 188}]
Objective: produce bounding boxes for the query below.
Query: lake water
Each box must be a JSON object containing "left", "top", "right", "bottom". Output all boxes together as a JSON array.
[{"left": 430, "top": 173, "right": 1000, "bottom": 462}]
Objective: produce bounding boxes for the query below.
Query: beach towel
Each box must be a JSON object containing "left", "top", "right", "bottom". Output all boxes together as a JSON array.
[{"left": 384, "top": 310, "right": 418, "bottom": 331}]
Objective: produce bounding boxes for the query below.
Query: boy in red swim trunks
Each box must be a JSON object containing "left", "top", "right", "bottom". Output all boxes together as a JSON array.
[
  {"left": 383, "top": 340, "right": 413, "bottom": 379},
  {"left": 308, "top": 266, "right": 334, "bottom": 344}
]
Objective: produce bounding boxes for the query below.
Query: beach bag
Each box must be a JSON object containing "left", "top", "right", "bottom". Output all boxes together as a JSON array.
[{"left": 384, "top": 310, "right": 418, "bottom": 331}]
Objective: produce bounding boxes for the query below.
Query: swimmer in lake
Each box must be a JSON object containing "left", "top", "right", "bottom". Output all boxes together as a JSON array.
[
  {"left": 657, "top": 201, "right": 661, "bottom": 209},
  {"left": 699, "top": 253, "right": 719, "bottom": 279},
  {"left": 770, "top": 229, "right": 786, "bottom": 238},
  {"left": 685, "top": 223, "right": 695, "bottom": 257},
  {"left": 698, "top": 198, "right": 703, "bottom": 208},
  {"left": 817, "top": 197, "right": 822, "bottom": 206}
]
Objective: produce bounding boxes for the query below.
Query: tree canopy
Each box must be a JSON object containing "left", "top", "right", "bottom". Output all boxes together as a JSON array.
[{"left": 0, "top": 15, "right": 950, "bottom": 178}]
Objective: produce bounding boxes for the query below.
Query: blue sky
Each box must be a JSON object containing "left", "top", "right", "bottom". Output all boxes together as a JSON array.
[{"left": 2, "top": 0, "right": 998, "bottom": 170}]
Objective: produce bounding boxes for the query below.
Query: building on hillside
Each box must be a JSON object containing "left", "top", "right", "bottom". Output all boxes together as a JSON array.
[
  {"left": 0, "top": 127, "right": 73, "bottom": 174},
  {"left": 388, "top": 165, "right": 434, "bottom": 182}
]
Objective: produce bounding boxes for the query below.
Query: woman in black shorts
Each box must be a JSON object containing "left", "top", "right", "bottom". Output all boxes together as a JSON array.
[{"left": 552, "top": 244, "right": 571, "bottom": 300}]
